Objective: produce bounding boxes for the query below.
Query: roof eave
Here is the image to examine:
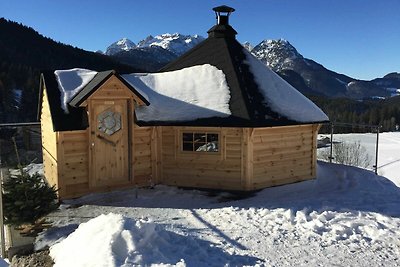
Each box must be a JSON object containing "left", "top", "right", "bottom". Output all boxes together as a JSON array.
[
  {"left": 68, "top": 70, "right": 150, "bottom": 108},
  {"left": 135, "top": 116, "right": 329, "bottom": 128},
  {"left": 37, "top": 73, "right": 45, "bottom": 122},
  {"left": 68, "top": 70, "right": 115, "bottom": 108}
]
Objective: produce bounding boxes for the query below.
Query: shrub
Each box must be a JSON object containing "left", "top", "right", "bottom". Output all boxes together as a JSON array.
[
  {"left": 319, "top": 140, "right": 372, "bottom": 169},
  {"left": 2, "top": 171, "right": 58, "bottom": 226}
]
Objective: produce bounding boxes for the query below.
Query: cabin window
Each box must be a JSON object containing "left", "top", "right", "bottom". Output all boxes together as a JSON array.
[{"left": 182, "top": 132, "right": 219, "bottom": 152}]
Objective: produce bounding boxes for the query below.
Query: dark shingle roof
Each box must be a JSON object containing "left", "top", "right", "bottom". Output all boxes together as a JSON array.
[
  {"left": 39, "top": 71, "right": 88, "bottom": 131},
  {"left": 147, "top": 38, "right": 321, "bottom": 127},
  {"left": 147, "top": 19, "right": 329, "bottom": 127}
]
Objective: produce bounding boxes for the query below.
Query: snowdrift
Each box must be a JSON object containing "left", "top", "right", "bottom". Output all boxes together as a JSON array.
[{"left": 49, "top": 213, "right": 259, "bottom": 267}]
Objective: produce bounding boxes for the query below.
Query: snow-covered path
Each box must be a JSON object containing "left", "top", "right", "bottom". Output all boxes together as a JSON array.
[{"left": 39, "top": 162, "right": 400, "bottom": 266}]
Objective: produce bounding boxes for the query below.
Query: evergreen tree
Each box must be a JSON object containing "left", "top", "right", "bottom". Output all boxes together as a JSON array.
[{"left": 2, "top": 171, "right": 59, "bottom": 226}]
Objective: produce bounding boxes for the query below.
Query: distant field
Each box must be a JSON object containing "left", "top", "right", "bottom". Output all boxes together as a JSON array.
[{"left": 318, "top": 132, "right": 400, "bottom": 187}]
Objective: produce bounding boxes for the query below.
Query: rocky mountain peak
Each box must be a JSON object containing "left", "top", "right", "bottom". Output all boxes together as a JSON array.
[
  {"left": 105, "top": 38, "right": 136, "bottom": 55},
  {"left": 136, "top": 33, "right": 205, "bottom": 56},
  {"left": 252, "top": 39, "right": 302, "bottom": 71},
  {"left": 242, "top": 41, "right": 254, "bottom": 52}
]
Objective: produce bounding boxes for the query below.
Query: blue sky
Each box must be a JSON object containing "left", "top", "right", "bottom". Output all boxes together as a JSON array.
[{"left": 1, "top": 0, "right": 399, "bottom": 80}]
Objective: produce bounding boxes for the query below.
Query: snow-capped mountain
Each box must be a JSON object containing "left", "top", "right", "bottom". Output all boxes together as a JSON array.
[
  {"left": 105, "top": 38, "right": 136, "bottom": 55},
  {"left": 251, "top": 39, "right": 304, "bottom": 72},
  {"left": 105, "top": 34, "right": 205, "bottom": 57},
  {"left": 250, "top": 39, "right": 351, "bottom": 96},
  {"left": 242, "top": 41, "right": 254, "bottom": 52},
  {"left": 136, "top": 33, "right": 205, "bottom": 56},
  {"left": 104, "top": 34, "right": 396, "bottom": 99},
  {"left": 249, "top": 39, "right": 394, "bottom": 98},
  {"left": 104, "top": 33, "right": 205, "bottom": 71}
]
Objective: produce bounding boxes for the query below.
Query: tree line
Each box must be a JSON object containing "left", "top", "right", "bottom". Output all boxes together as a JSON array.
[
  {"left": 310, "top": 95, "right": 400, "bottom": 133},
  {"left": 0, "top": 18, "right": 138, "bottom": 123}
]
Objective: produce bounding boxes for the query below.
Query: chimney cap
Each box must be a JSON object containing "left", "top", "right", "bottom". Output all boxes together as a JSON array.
[
  {"left": 212, "top": 5, "right": 235, "bottom": 13},
  {"left": 208, "top": 5, "right": 237, "bottom": 38}
]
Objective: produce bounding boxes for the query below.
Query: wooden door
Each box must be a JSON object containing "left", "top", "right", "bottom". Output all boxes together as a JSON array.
[{"left": 90, "top": 99, "right": 130, "bottom": 187}]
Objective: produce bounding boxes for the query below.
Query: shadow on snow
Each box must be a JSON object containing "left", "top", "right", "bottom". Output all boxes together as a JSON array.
[{"left": 63, "top": 161, "right": 400, "bottom": 218}]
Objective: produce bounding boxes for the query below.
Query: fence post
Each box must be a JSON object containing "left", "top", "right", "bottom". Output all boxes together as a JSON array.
[
  {"left": 329, "top": 122, "right": 334, "bottom": 163},
  {"left": 0, "top": 143, "right": 6, "bottom": 258},
  {"left": 374, "top": 126, "right": 380, "bottom": 175}
]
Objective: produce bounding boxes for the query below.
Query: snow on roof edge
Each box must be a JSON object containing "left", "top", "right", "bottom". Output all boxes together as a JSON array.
[
  {"left": 242, "top": 48, "right": 329, "bottom": 123},
  {"left": 54, "top": 68, "right": 98, "bottom": 113}
]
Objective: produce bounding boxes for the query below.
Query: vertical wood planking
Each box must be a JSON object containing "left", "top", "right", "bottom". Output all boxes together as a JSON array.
[
  {"left": 156, "top": 126, "right": 163, "bottom": 183},
  {"left": 247, "top": 129, "right": 254, "bottom": 190},
  {"left": 241, "top": 128, "right": 249, "bottom": 189},
  {"left": 151, "top": 126, "right": 158, "bottom": 184},
  {"left": 311, "top": 124, "right": 322, "bottom": 177},
  {"left": 133, "top": 125, "right": 153, "bottom": 186}
]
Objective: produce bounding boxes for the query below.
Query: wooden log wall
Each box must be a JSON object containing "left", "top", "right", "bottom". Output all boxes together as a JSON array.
[
  {"left": 41, "top": 83, "right": 91, "bottom": 199},
  {"left": 57, "top": 130, "right": 89, "bottom": 198},
  {"left": 41, "top": 74, "right": 153, "bottom": 199},
  {"left": 251, "top": 124, "right": 318, "bottom": 189},
  {"left": 52, "top": 123, "right": 153, "bottom": 199},
  {"left": 40, "top": 87, "right": 59, "bottom": 190},
  {"left": 41, "top": 73, "right": 321, "bottom": 198},
  {"left": 132, "top": 125, "right": 153, "bottom": 186},
  {"left": 160, "top": 127, "right": 243, "bottom": 190}
]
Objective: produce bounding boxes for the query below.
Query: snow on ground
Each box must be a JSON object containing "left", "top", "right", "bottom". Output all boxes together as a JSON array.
[
  {"left": 319, "top": 132, "right": 400, "bottom": 187},
  {"left": 50, "top": 214, "right": 188, "bottom": 267},
  {"left": 36, "top": 161, "right": 400, "bottom": 266},
  {"left": 8, "top": 163, "right": 43, "bottom": 177}
]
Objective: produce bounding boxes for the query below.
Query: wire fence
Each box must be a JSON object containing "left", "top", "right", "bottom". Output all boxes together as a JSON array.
[
  {"left": 0, "top": 122, "right": 41, "bottom": 258},
  {"left": 317, "top": 122, "right": 380, "bottom": 174}
]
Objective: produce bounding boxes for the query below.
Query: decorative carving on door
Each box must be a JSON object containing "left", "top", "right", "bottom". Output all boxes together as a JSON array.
[{"left": 97, "top": 109, "right": 121, "bottom": 136}]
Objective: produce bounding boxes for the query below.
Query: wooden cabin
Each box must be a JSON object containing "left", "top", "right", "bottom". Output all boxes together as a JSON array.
[{"left": 38, "top": 6, "right": 329, "bottom": 199}]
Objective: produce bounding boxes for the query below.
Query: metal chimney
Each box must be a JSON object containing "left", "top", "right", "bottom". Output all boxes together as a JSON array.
[
  {"left": 208, "top": 5, "right": 237, "bottom": 38},
  {"left": 213, "top": 5, "right": 235, "bottom": 25}
]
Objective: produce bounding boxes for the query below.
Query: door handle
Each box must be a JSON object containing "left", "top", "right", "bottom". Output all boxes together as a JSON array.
[{"left": 96, "top": 134, "right": 117, "bottom": 147}]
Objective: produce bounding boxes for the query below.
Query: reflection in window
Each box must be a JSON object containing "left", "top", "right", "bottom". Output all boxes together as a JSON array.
[{"left": 182, "top": 132, "right": 219, "bottom": 152}]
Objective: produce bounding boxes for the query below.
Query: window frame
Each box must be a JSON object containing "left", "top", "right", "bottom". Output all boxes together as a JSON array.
[{"left": 180, "top": 131, "right": 221, "bottom": 154}]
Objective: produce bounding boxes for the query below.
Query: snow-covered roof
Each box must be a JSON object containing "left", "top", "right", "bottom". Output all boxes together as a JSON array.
[
  {"left": 46, "top": 57, "right": 328, "bottom": 130},
  {"left": 45, "top": 34, "right": 329, "bottom": 130},
  {"left": 121, "top": 64, "right": 231, "bottom": 122},
  {"left": 53, "top": 65, "right": 231, "bottom": 122},
  {"left": 54, "top": 68, "right": 97, "bottom": 113},
  {"left": 159, "top": 29, "right": 328, "bottom": 127},
  {"left": 243, "top": 49, "right": 328, "bottom": 122}
]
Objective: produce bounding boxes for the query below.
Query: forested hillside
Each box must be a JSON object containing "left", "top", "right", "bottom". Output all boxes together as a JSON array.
[
  {"left": 0, "top": 18, "right": 140, "bottom": 122},
  {"left": 310, "top": 95, "right": 400, "bottom": 132},
  {"left": 1, "top": 18, "right": 399, "bottom": 132}
]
